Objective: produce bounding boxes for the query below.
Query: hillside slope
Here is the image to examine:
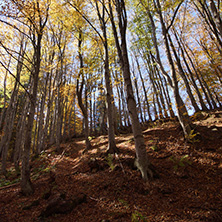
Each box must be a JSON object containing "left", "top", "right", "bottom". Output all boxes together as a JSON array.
[{"left": 0, "top": 110, "right": 222, "bottom": 222}]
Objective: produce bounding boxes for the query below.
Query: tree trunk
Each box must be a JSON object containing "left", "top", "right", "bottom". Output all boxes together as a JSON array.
[
  {"left": 109, "top": 0, "right": 154, "bottom": 180},
  {"left": 0, "top": 59, "right": 10, "bottom": 131},
  {"left": 21, "top": 33, "right": 43, "bottom": 195},
  {"left": 178, "top": 37, "right": 208, "bottom": 111},
  {"left": 168, "top": 32, "right": 200, "bottom": 112},
  {"left": 154, "top": 0, "right": 192, "bottom": 137},
  {"left": 133, "top": 52, "right": 152, "bottom": 121},
  {"left": 131, "top": 65, "right": 144, "bottom": 123},
  {"left": 154, "top": 68, "right": 169, "bottom": 118},
  {"left": 95, "top": 1, "right": 118, "bottom": 153},
  {"left": 77, "top": 31, "right": 91, "bottom": 151},
  {"left": 0, "top": 41, "right": 24, "bottom": 176}
]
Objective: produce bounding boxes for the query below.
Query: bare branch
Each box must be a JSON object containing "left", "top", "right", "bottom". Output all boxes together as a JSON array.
[
  {"left": 0, "top": 60, "right": 31, "bottom": 100},
  {"left": 166, "top": 0, "right": 184, "bottom": 33},
  {"left": 0, "top": 19, "right": 32, "bottom": 41},
  {"left": 0, "top": 40, "right": 33, "bottom": 73}
]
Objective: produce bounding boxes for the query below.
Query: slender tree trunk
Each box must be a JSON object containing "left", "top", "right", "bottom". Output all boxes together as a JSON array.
[
  {"left": 133, "top": 53, "right": 152, "bottom": 121},
  {"left": 199, "top": 71, "right": 217, "bottom": 109},
  {"left": 154, "top": 0, "right": 192, "bottom": 137},
  {"left": 77, "top": 31, "right": 91, "bottom": 151},
  {"left": 0, "top": 59, "right": 11, "bottom": 131},
  {"left": 36, "top": 70, "right": 51, "bottom": 154},
  {"left": 157, "top": 71, "right": 175, "bottom": 118},
  {"left": 95, "top": 1, "right": 118, "bottom": 153},
  {"left": 73, "top": 96, "right": 76, "bottom": 136},
  {"left": 32, "top": 105, "right": 39, "bottom": 154},
  {"left": 154, "top": 69, "right": 169, "bottom": 118},
  {"left": 168, "top": 32, "right": 200, "bottom": 112},
  {"left": 14, "top": 90, "right": 29, "bottom": 174},
  {"left": 56, "top": 84, "right": 63, "bottom": 152},
  {"left": 178, "top": 37, "right": 208, "bottom": 111},
  {"left": 132, "top": 66, "right": 144, "bottom": 123},
  {"left": 119, "top": 81, "right": 129, "bottom": 127},
  {"left": 21, "top": 33, "right": 43, "bottom": 195},
  {"left": 185, "top": 44, "right": 213, "bottom": 109},
  {"left": 93, "top": 92, "right": 97, "bottom": 135},
  {"left": 115, "top": 81, "right": 123, "bottom": 130},
  {"left": 0, "top": 41, "right": 24, "bottom": 176},
  {"left": 194, "top": 0, "right": 222, "bottom": 49},
  {"left": 109, "top": 0, "right": 154, "bottom": 180}
]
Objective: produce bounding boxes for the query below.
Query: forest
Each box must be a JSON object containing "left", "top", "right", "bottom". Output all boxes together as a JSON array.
[{"left": 0, "top": 0, "right": 222, "bottom": 221}]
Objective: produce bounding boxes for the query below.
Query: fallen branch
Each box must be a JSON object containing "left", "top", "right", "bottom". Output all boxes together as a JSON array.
[{"left": 0, "top": 182, "right": 20, "bottom": 190}]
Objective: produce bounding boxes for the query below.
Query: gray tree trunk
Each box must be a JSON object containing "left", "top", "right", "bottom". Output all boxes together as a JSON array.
[
  {"left": 109, "top": 0, "right": 154, "bottom": 180},
  {"left": 77, "top": 31, "right": 91, "bottom": 151},
  {"left": 154, "top": 0, "right": 192, "bottom": 137},
  {"left": 95, "top": 1, "right": 118, "bottom": 153},
  {"left": 21, "top": 34, "right": 42, "bottom": 195},
  {"left": 168, "top": 33, "right": 200, "bottom": 112}
]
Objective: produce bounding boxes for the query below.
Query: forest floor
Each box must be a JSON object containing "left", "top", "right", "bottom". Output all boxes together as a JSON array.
[{"left": 0, "top": 110, "right": 222, "bottom": 222}]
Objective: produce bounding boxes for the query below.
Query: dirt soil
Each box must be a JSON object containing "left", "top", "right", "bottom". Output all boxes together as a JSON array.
[{"left": 0, "top": 110, "right": 222, "bottom": 222}]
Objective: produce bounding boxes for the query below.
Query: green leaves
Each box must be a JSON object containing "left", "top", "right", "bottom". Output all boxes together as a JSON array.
[
  {"left": 131, "top": 210, "right": 148, "bottom": 222},
  {"left": 105, "top": 154, "right": 116, "bottom": 171},
  {"left": 169, "top": 155, "right": 192, "bottom": 171}
]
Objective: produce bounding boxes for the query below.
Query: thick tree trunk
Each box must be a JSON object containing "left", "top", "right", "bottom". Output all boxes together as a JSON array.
[{"left": 123, "top": 46, "right": 153, "bottom": 179}]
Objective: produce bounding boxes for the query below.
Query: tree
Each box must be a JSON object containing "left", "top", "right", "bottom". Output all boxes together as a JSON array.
[
  {"left": 94, "top": 0, "right": 118, "bottom": 153},
  {"left": 0, "top": 37, "right": 27, "bottom": 177},
  {"left": 76, "top": 29, "right": 92, "bottom": 151},
  {"left": 150, "top": 0, "right": 193, "bottom": 137},
  {"left": 108, "top": 0, "right": 154, "bottom": 180},
  {"left": 66, "top": 0, "right": 118, "bottom": 153},
  {"left": 0, "top": 0, "right": 50, "bottom": 195}
]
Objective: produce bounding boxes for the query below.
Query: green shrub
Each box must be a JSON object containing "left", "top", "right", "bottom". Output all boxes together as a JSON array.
[
  {"left": 131, "top": 211, "right": 148, "bottom": 222},
  {"left": 169, "top": 155, "right": 192, "bottom": 171}
]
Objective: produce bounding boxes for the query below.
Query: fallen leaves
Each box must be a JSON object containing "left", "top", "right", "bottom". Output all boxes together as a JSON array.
[{"left": 0, "top": 111, "right": 222, "bottom": 221}]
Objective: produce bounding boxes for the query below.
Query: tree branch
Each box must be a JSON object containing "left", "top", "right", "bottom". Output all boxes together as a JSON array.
[
  {"left": 65, "top": 0, "right": 104, "bottom": 44},
  {"left": 0, "top": 60, "right": 31, "bottom": 100},
  {"left": 166, "top": 0, "right": 184, "bottom": 33}
]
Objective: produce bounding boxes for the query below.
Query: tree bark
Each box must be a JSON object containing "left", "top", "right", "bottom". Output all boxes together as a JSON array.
[
  {"left": 168, "top": 32, "right": 200, "bottom": 113},
  {"left": 77, "top": 31, "right": 91, "bottom": 151},
  {"left": 154, "top": 0, "right": 192, "bottom": 137},
  {"left": 95, "top": 1, "right": 118, "bottom": 153},
  {"left": 133, "top": 51, "right": 152, "bottom": 121},
  {"left": 109, "top": 0, "right": 153, "bottom": 180},
  {"left": 21, "top": 32, "right": 43, "bottom": 195}
]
